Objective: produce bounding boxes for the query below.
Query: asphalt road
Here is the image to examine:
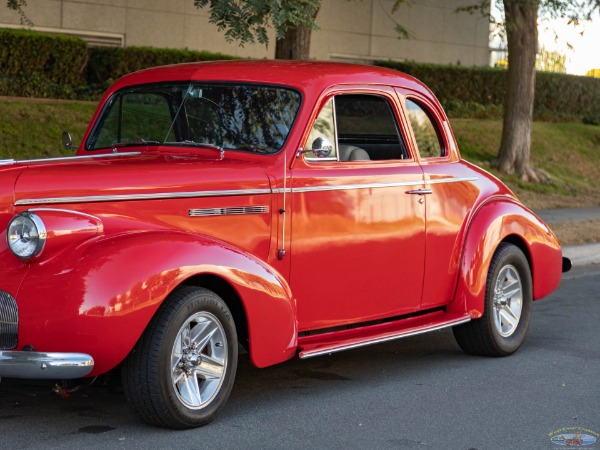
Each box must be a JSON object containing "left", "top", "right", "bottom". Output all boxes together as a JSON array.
[{"left": 1, "top": 266, "right": 599, "bottom": 450}]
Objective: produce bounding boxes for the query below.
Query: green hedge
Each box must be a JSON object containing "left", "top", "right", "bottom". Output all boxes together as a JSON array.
[
  {"left": 375, "top": 60, "right": 600, "bottom": 120},
  {"left": 87, "top": 46, "right": 236, "bottom": 88},
  {"left": 0, "top": 28, "right": 88, "bottom": 89},
  {"left": 0, "top": 28, "right": 235, "bottom": 99},
  {"left": 2, "top": 27, "right": 599, "bottom": 122},
  {"left": 0, "top": 73, "right": 77, "bottom": 99},
  {"left": 534, "top": 72, "right": 600, "bottom": 120},
  {"left": 375, "top": 61, "right": 507, "bottom": 105}
]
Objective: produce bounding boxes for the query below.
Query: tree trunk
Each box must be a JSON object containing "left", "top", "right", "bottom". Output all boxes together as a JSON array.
[
  {"left": 275, "top": 24, "right": 313, "bottom": 60},
  {"left": 498, "top": 0, "right": 539, "bottom": 181}
]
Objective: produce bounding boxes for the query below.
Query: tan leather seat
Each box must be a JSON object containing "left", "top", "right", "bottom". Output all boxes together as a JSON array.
[{"left": 338, "top": 145, "right": 370, "bottom": 161}]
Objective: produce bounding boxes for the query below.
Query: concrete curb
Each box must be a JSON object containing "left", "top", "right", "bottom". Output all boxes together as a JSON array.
[{"left": 562, "top": 243, "right": 600, "bottom": 267}]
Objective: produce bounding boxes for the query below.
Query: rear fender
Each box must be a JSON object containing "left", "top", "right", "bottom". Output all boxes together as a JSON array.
[
  {"left": 17, "top": 231, "right": 297, "bottom": 375},
  {"left": 448, "top": 199, "right": 562, "bottom": 318}
]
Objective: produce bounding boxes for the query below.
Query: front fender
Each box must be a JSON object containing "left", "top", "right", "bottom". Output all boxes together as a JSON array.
[
  {"left": 17, "top": 231, "right": 297, "bottom": 375},
  {"left": 448, "top": 199, "right": 562, "bottom": 319}
]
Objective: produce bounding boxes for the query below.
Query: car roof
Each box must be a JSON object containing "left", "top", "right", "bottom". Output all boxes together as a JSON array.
[{"left": 108, "top": 60, "right": 431, "bottom": 97}]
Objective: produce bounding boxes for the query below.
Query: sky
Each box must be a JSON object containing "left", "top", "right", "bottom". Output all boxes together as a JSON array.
[
  {"left": 490, "top": 4, "right": 600, "bottom": 76},
  {"left": 538, "top": 12, "right": 600, "bottom": 75}
]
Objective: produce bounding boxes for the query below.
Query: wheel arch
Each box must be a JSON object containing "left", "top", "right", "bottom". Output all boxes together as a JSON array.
[
  {"left": 448, "top": 198, "right": 562, "bottom": 319},
  {"left": 501, "top": 234, "right": 532, "bottom": 271},
  {"left": 181, "top": 274, "right": 249, "bottom": 350},
  {"left": 17, "top": 230, "right": 298, "bottom": 376},
  {"left": 452, "top": 240, "right": 534, "bottom": 357}
]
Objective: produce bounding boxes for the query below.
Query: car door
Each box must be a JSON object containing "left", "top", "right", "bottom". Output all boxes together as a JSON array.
[
  {"left": 290, "top": 87, "right": 427, "bottom": 332},
  {"left": 396, "top": 88, "right": 481, "bottom": 310}
]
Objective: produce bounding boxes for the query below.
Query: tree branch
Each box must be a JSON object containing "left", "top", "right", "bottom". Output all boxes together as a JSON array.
[{"left": 6, "top": 0, "right": 32, "bottom": 26}]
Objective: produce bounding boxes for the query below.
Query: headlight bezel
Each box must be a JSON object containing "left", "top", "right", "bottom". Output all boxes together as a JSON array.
[{"left": 7, "top": 211, "right": 47, "bottom": 259}]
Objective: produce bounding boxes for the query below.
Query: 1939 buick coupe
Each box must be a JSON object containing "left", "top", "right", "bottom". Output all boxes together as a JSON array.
[{"left": 0, "top": 60, "right": 569, "bottom": 428}]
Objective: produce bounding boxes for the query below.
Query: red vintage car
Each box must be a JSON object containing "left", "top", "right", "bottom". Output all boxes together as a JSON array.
[{"left": 0, "top": 60, "right": 569, "bottom": 428}]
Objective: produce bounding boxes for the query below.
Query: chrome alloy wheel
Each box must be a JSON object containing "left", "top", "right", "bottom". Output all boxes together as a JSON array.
[
  {"left": 171, "top": 312, "right": 228, "bottom": 409},
  {"left": 492, "top": 264, "right": 523, "bottom": 337}
]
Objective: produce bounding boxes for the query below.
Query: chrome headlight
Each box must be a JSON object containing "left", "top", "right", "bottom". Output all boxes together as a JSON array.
[{"left": 7, "top": 212, "right": 47, "bottom": 259}]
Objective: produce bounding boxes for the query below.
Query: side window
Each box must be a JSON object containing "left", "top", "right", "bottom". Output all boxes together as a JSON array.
[
  {"left": 305, "top": 99, "right": 337, "bottom": 161},
  {"left": 335, "top": 95, "right": 408, "bottom": 161},
  {"left": 405, "top": 99, "right": 444, "bottom": 158}
]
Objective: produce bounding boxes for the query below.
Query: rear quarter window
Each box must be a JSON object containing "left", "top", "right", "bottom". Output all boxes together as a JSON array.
[{"left": 405, "top": 98, "right": 445, "bottom": 158}]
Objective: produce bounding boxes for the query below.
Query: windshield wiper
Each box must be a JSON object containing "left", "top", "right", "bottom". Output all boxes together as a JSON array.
[
  {"left": 164, "top": 141, "right": 225, "bottom": 159},
  {"left": 111, "top": 140, "right": 161, "bottom": 150}
]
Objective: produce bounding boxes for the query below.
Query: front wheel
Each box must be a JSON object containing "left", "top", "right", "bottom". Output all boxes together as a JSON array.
[
  {"left": 453, "top": 243, "right": 532, "bottom": 357},
  {"left": 122, "top": 286, "right": 238, "bottom": 429}
]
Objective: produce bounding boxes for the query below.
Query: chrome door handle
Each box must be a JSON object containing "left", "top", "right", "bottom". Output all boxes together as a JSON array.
[{"left": 406, "top": 189, "right": 433, "bottom": 195}]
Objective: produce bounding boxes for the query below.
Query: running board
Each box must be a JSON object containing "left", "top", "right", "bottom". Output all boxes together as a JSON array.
[{"left": 298, "top": 311, "right": 471, "bottom": 359}]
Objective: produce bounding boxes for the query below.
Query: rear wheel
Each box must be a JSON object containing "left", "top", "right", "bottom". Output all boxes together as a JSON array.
[
  {"left": 122, "top": 286, "right": 238, "bottom": 429},
  {"left": 453, "top": 243, "right": 532, "bottom": 356}
]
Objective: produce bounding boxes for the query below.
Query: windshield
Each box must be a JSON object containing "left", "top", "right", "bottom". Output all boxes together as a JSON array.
[{"left": 85, "top": 83, "right": 302, "bottom": 154}]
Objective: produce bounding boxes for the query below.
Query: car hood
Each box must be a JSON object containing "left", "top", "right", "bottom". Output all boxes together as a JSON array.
[{"left": 11, "top": 152, "right": 272, "bottom": 208}]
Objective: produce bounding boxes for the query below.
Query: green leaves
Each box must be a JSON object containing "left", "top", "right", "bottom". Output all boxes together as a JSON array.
[
  {"left": 5, "top": 0, "right": 32, "bottom": 26},
  {"left": 193, "top": 0, "right": 321, "bottom": 46}
]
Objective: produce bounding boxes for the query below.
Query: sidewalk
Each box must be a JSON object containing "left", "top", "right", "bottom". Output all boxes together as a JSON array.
[{"left": 535, "top": 207, "right": 600, "bottom": 267}]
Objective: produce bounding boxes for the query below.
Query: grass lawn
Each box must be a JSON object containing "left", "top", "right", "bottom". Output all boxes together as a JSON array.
[
  {"left": 1, "top": 97, "right": 599, "bottom": 213},
  {"left": 0, "top": 98, "right": 97, "bottom": 160},
  {"left": 451, "top": 118, "right": 600, "bottom": 210}
]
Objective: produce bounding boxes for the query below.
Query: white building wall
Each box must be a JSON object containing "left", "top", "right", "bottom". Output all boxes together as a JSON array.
[
  {"left": 0, "top": 0, "right": 490, "bottom": 66},
  {"left": 314, "top": 0, "right": 490, "bottom": 65}
]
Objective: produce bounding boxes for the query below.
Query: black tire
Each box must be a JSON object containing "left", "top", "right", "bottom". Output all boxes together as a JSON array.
[
  {"left": 453, "top": 243, "right": 532, "bottom": 357},
  {"left": 122, "top": 286, "right": 238, "bottom": 429}
]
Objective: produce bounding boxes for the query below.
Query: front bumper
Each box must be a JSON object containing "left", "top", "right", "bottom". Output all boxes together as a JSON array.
[{"left": 0, "top": 351, "right": 94, "bottom": 379}]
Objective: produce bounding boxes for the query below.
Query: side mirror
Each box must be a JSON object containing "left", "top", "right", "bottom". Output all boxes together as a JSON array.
[
  {"left": 311, "top": 136, "right": 333, "bottom": 158},
  {"left": 62, "top": 131, "right": 76, "bottom": 150}
]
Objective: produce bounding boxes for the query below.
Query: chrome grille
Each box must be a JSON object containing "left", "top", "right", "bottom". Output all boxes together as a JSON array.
[{"left": 0, "top": 291, "right": 18, "bottom": 349}]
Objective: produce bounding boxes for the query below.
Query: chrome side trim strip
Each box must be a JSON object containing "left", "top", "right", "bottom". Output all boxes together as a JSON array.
[
  {"left": 15, "top": 188, "right": 272, "bottom": 206},
  {"left": 0, "top": 351, "right": 94, "bottom": 379},
  {"left": 274, "top": 177, "right": 476, "bottom": 195},
  {"left": 426, "top": 176, "right": 477, "bottom": 185},
  {"left": 291, "top": 180, "right": 423, "bottom": 193},
  {"left": 189, "top": 205, "right": 270, "bottom": 217},
  {"left": 28, "top": 208, "right": 102, "bottom": 222},
  {"left": 10, "top": 152, "right": 142, "bottom": 165},
  {"left": 15, "top": 177, "right": 477, "bottom": 206},
  {"left": 299, "top": 316, "right": 471, "bottom": 359},
  {"left": 272, "top": 188, "right": 292, "bottom": 194}
]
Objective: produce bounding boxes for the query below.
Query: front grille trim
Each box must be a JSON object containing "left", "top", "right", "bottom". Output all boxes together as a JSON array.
[{"left": 0, "top": 291, "right": 18, "bottom": 349}]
